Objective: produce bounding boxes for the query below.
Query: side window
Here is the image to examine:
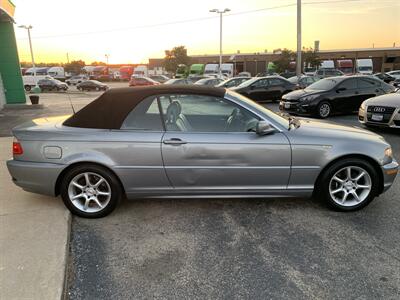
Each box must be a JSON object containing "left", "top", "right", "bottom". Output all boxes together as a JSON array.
[
  {"left": 339, "top": 79, "right": 357, "bottom": 90},
  {"left": 251, "top": 79, "right": 268, "bottom": 88},
  {"left": 317, "top": 70, "right": 324, "bottom": 75},
  {"left": 358, "top": 78, "right": 378, "bottom": 88},
  {"left": 159, "top": 94, "right": 260, "bottom": 133},
  {"left": 268, "top": 78, "right": 283, "bottom": 86},
  {"left": 121, "top": 96, "right": 163, "bottom": 131}
]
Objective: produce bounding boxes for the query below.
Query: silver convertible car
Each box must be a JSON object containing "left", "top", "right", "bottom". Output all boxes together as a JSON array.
[{"left": 7, "top": 86, "right": 398, "bottom": 218}]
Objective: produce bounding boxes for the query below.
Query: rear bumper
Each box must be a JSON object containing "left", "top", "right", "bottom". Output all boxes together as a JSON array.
[
  {"left": 381, "top": 159, "right": 399, "bottom": 193},
  {"left": 6, "top": 159, "right": 66, "bottom": 196}
]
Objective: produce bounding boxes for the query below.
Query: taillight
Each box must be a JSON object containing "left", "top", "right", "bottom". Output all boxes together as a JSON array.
[{"left": 13, "top": 138, "right": 23, "bottom": 155}]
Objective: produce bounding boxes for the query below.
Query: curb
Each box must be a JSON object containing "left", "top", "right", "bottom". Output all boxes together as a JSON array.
[{"left": 61, "top": 211, "right": 72, "bottom": 300}]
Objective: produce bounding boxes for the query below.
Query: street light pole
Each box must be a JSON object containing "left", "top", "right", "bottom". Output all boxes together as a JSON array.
[
  {"left": 19, "top": 25, "right": 39, "bottom": 88},
  {"left": 210, "top": 8, "right": 230, "bottom": 77},
  {"left": 296, "top": 0, "right": 302, "bottom": 76}
]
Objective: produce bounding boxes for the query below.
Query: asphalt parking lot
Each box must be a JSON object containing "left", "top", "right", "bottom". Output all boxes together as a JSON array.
[{"left": 1, "top": 83, "right": 399, "bottom": 299}]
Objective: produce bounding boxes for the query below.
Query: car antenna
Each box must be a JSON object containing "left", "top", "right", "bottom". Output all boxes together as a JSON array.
[{"left": 66, "top": 92, "right": 76, "bottom": 114}]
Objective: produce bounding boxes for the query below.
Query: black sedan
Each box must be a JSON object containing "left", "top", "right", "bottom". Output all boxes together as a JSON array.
[
  {"left": 217, "top": 77, "right": 250, "bottom": 88},
  {"left": 77, "top": 80, "right": 108, "bottom": 91},
  {"left": 280, "top": 75, "right": 395, "bottom": 118},
  {"left": 37, "top": 79, "right": 68, "bottom": 91},
  {"left": 231, "top": 76, "right": 296, "bottom": 102}
]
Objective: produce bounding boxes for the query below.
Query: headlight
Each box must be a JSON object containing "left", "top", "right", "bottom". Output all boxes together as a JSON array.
[
  {"left": 385, "top": 147, "right": 393, "bottom": 158},
  {"left": 360, "top": 101, "right": 366, "bottom": 110},
  {"left": 300, "top": 94, "right": 318, "bottom": 102}
]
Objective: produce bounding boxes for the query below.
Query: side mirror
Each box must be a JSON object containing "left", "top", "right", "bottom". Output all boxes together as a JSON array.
[
  {"left": 256, "top": 121, "right": 275, "bottom": 135},
  {"left": 336, "top": 87, "right": 346, "bottom": 92}
]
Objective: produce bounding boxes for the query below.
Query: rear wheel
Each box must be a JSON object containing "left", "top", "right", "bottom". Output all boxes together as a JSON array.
[
  {"left": 60, "top": 164, "right": 122, "bottom": 218},
  {"left": 318, "top": 158, "right": 378, "bottom": 211}
]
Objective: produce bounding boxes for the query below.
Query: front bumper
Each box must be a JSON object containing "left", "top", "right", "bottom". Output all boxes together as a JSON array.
[
  {"left": 6, "top": 159, "right": 66, "bottom": 196},
  {"left": 381, "top": 159, "right": 399, "bottom": 193},
  {"left": 358, "top": 106, "right": 400, "bottom": 129},
  {"left": 279, "top": 100, "right": 315, "bottom": 116}
]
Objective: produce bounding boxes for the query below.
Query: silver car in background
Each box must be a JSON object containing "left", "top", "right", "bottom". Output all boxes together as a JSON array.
[
  {"left": 359, "top": 92, "right": 400, "bottom": 128},
  {"left": 7, "top": 86, "right": 398, "bottom": 218}
]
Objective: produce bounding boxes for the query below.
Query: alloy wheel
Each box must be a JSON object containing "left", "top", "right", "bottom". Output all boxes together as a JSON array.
[
  {"left": 68, "top": 172, "right": 111, "bottom": 213},
  {"left": 319, "top": 103, "right": 331, "bottom": 118},
  {"left": 329, "top": 166, "right": 372, "bottom": 207}
]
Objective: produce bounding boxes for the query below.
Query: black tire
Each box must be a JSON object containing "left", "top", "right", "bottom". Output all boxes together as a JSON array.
[
  {"left": 316, "top": 101, "right": 332, "bottom": 118},
  {"left": 317, "top": 158, "right": 379, "bottom": 211},
  {"left": 60, "top": 164, "right": 122, "bottom": 218},
  {"left": 24, "top": 85, "right": 31, "bottom": 92}
]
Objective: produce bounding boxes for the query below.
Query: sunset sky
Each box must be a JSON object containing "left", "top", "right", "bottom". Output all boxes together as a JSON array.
[{"left": 12, "top": 0, "right": 400, "bottom": 64}]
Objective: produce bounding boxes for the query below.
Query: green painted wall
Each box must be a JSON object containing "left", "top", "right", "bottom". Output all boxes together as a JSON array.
[{"left": 0, "top": 20, "right": 26, "bottom": 104}]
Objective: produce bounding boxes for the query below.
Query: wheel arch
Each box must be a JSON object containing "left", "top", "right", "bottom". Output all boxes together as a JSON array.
[
  {"left": 313, "top": 153, "right": 384, "bottom": 196},
  {"left": 55, "top": 161, "right": 125, "bottom": 196}
]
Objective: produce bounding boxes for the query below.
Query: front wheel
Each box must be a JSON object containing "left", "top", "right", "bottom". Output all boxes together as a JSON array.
[
  {"left": 60, "top": 164, "right": 122, "bottom": 218},
  {"left": 316, "top": 101, "right": 331, "bottom": 118},
  {"left": 318, "top": 158, "right": 379, "bottom": 211}
]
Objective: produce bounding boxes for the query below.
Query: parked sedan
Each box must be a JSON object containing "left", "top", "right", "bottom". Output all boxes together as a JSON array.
[
  {"left": 37, "top": 79, "right": 68, "bottom": 91},
  {"left": 194, "top": 78, "right": 224, "bottom": 86},
  {"left": 358, "top": 93, "right": 400, "bottom": 128},
  {"left": 129, "top": 76, "right": 160, "bottom": 87},
  {"left": 231, "top": 76, "right": 296, "bottom": 102},
  {"left": 217, "top": 77, "right": 251, "bottom": 88},
  {"left": 149, "top": 75, "right": 170, "bottom": 83},
  {"left": 164, "top": 78, "right": 191, "bottom": 85},
  {"left": 386, "top": 70, "right": 400, "bottom": 80},
  {"left": 280, "top": 75, "right": 395, "bottom": 118},
  {"left": 287, "top": 75, "right": 318, "bottom": 89},
  {"left": 314, "top": 68, "right": 344, "bottom": 79},
  {"left": 77, "top": 80, "right": 108, "bottom": 91},
  {"left": 7, "top": 85, "right": 398, "bottom": 218}
]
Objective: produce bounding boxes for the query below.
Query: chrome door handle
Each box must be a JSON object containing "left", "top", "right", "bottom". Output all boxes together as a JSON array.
[{"left": 163, "top": 138, "right": 187, "bottom": 145}]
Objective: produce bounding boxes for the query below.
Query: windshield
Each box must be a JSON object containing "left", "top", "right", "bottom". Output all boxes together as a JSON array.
[
  {"left": 194, "top": 78, "right": 210, "bottom": 85},
  {"left": 226, "top": 90, "right": 289, "bottom": 128},
  {"left": 305, "top": 78, "right": 340, "bottom": 91},
  {"left": 358, "top": 66, "right": 372, "bottom": 71},
  {"left": 287, "top": 76, "right": 299, "bottom": 83},
  {"left": 91, "top": 80, "right": 102, "bottom": 84},
  {"left": 236, "top": 77, "right": 258, "bottom": 88}
]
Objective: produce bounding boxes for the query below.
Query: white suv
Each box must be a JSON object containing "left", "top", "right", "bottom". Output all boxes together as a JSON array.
[{"left": 66, "top": 75, "right": 88, "bottom": 85}]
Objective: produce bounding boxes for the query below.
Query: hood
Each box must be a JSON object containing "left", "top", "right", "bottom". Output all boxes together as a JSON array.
[
  {"left": 364, "top": 93, "right": 400, "bottom": 107},
  {"left": 291, "top": 117, "right": 385, "bottom": 144},
  {"left": 282, "top": 89, "right": 323, "bottom": 100}
]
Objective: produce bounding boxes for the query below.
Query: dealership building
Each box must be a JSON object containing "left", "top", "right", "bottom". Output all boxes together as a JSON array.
[
  {"left": 0, "top": 0, "right": 26, "bottom": 109},
  {"left": 149, "top": 47, "right": 400, "bottom": 76}
]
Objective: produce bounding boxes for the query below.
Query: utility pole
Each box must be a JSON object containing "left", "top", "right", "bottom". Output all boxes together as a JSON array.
[
  {"left": 105, "top": 54, "right": 109, "bottom": 65},
  {"left": 296, "top": 0, "right": 302, "bottom": 76},
  {"left": 66, "top": 52, "right": 70, "bottom": 63},
  {"left": 19, "top": 24, "right": 40, "bottom": 92},
  {"left": 209, "top": 8, "right": 230, "bottom": 77}
]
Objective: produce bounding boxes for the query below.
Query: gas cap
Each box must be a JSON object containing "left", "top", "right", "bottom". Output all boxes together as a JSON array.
[{"left": 43, "top": 146, "right": 62, "bottom": 159}]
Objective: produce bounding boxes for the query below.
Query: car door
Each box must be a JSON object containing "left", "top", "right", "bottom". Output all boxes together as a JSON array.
[
  {"left": 160, "top": 94, "right": 291, "bottom": 191},
  {"left": 332, "top": 78, "right": 359, "bottom": 112},
  {"left": 357, "top": 77, "right": 382, "bottom": 105},
  {"left": 268, "top": 78, "right": 287, "bottom": 99},
  {"left": 247, "top": 78, "right": 270, "bottom": 101},
  {"left": 110, "top": 95, "right": 170, "bottom": 195}
]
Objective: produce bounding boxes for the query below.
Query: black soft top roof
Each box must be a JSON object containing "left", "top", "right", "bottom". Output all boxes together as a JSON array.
[{"left": 63, "top": 85, "right": 226, "bottom": 129}]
